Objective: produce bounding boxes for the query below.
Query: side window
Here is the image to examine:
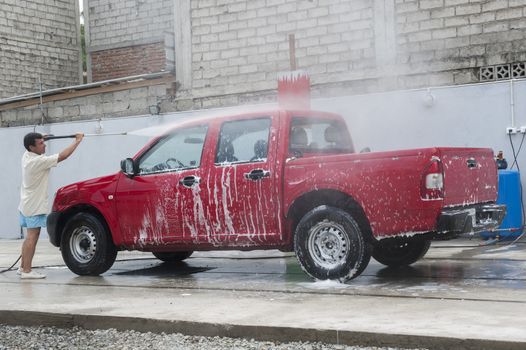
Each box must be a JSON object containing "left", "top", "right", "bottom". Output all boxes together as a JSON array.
[
  {"left": 289, "top": 117, "right": 354, "bottom": 154},
  {"left": 138, "top": 125, "right": 208, "bottom": 174},
  {"left": 216, "top": 118, "right": 271, "bottom": 164}
]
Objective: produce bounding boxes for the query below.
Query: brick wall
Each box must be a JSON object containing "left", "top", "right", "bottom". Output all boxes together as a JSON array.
[
  {"left": 4, "top": 0, "right": 525, "bottom": 124},
  {"left": 91, "top": 42, "right": 166, "bottom": 81},
  {"left": 187, "top": 0, "right": 526, "bottom": 106},
  {"left": 0, "top": 76, "right": 175, "bottom": 127},
  {"left": 87, "top": 0, "right": 174, "bottom": 47},
  {"left": 395, "top": 0, "right": 526, "bottom": 86},
  {"left": 83, "top": 0, "right": 526, "bottom": 109},
  {"left": 86, "top": 0, "right": 174, "bottom": 81},
  {"left": 0, "top": 0, "right": 80, "bottom": 99},
  {"left": 190, "top": 0, "right": 376, "bottom": 101}
]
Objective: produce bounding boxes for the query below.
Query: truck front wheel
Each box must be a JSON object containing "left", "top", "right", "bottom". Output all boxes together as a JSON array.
[
  {"left": 294, "top": 206, "right": 371, "bottom": 282},
  {"left": 372, "top": 238, "right": 431, "bottom": 267},
  {"left": 61, "top": 212, "right": 117, "bottom": 276},
  {"left": 152, "top": 251, "right": 193, "bottom": 262}
]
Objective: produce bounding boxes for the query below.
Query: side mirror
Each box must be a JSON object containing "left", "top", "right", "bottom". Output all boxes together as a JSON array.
[{"left": 120, "top": 158, "right": 137, "bottom": 177}]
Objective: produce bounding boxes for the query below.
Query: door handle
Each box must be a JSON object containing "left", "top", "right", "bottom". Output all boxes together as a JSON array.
[
  {"left": 179, "top": 176, "right": 200, "bottom": 188},
  {"left": 244, "top": 169, "right": 270, "bottom": 181}
]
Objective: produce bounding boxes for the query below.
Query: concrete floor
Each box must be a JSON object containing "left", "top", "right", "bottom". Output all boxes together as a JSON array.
[{"left": 1, "top": 237, "right": 526, "bottom": 350}]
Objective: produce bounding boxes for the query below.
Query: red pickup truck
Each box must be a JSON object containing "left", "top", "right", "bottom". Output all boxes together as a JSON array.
[{"left": 47, "top": 109, "right": 505, "bottom": 281}]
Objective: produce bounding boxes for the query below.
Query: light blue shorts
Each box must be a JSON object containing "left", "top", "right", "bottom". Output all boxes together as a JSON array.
[{"left": 19, "top": 212, "right": 47, "bottom": 228}]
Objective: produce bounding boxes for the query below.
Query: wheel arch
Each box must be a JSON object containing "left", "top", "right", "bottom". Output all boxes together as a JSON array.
[
  {"left": 286, "top": 189, "right": 373, "bottom": 243},
  {"left": 55, "top": 205, "right": 114, "bottom": 247}
]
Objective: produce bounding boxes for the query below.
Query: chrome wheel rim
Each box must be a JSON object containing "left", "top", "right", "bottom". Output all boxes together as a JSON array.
[
  {"left": 69, "top": 226, "right": 97, "bottom": 263},
  {"left": 307, "top": 221, "right": 350, "bottom": 269}
]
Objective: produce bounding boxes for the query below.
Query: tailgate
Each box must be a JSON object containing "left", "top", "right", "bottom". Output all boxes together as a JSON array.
[{"left": 439, "top": 148, "right": 498, "bottom": 206}]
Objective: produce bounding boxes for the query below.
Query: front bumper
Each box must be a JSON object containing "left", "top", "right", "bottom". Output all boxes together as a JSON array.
[
  {"left": 46, "top": 211, "right": 61, "bottom": 247},
  {"left": 437, "top": 204, "right": 506, "bottom": 236}
]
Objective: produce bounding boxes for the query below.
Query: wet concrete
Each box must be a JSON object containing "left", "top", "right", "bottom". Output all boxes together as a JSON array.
[{"left": 1, "top": 238, "right": 526, "bottom": 349}]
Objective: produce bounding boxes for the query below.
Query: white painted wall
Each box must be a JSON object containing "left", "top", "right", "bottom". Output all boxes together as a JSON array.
[
  {"left": 318, "top": 80, "right": 526, "bottom": 153},
  {"left": 1, "top": 79, "right": 525, "bottom": 239}
]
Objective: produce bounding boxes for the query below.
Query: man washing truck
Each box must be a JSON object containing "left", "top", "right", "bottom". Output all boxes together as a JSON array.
[{"left": 18, "top": 132, "right": 84, "bottom": 279}]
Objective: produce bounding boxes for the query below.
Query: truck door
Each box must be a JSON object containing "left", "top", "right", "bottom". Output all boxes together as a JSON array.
[
  {"left": 204, "top": 115, "right": 283, "bottom": 246},
  {"left": 114, "top": 124, "right": 209, "bottom": 247}
]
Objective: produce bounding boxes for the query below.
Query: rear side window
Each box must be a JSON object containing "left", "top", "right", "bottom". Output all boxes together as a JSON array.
[
  {"left": 289, "top": 117, "right": 354, "bottom": 154},
  {"left": 216, "top": 118, "right": 271, "bottom": 164},
  {"left": 138, "top": 125, "right": 208, "bottom": 174}
]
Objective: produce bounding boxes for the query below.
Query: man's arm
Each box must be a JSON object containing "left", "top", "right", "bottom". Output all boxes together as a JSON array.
[{"left": 58, "top": 133, "right": 84, "bottom": 163}]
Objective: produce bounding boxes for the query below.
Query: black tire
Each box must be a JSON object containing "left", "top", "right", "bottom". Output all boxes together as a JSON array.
[
  {"left": 372, "top": 238, "right": 431, "bottom": 267},
  {"left": 294, "top": 206, "right": 371, "bottom": 282},
  {"left": 152, "top": 251, "right": 193, "bottom": 262},
  {"left": 61, "top": 212, "right": 117, "bottom": 276}
]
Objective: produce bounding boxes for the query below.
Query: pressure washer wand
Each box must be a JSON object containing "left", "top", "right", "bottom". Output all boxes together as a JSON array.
[{"left": 44, "top": 132, "right": 127, "bottom": 140}]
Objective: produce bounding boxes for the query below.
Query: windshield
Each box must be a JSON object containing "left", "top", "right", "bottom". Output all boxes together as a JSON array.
[{"left": 138, "top": 125, "right": 208, "bottom": 174}]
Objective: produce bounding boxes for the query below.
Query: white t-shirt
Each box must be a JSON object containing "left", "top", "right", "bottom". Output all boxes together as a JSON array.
[{"left": 19, "top": 151, "right": 59, "bottom": 216}]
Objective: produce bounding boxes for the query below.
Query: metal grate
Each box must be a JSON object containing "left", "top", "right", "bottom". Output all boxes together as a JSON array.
[{"left": 480, "top": 62, "right": 526, "bottom": 81}]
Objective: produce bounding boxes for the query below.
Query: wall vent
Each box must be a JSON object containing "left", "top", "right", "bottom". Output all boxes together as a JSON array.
[
  {"left": 511, "top": 62, "right": 526, "bottom": 78},
  {"left": 480, "top": 62, "right": 526, "bottom": 81},
  {"left": 495, "top": 64, "right": 510, "bottom": 79},
  {"left": 480, "top": 66, "right": 495, "bottom": 81}
]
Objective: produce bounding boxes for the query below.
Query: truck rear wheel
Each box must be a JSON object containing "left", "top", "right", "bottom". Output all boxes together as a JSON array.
[
  {"left": 61, "top": 212, "right": 117, "bottom": 276},
  {"left": 152, "top": 251, "right": 193, "bottom": 262},
  {"left": 294, "top": 206, "right": 371, "bottom": 282},
  {"left": 372, "top": 238, "right": 431, "bottom": 267}
]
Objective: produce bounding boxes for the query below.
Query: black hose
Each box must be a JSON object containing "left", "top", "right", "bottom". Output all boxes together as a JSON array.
[{"left": 0, "top": 255, "right": 21, "bottom": 274}]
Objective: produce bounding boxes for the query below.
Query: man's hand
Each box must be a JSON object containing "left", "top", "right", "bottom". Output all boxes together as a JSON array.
[{"left": 58, "top": 133, "right": 84, "bottom": 163}]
